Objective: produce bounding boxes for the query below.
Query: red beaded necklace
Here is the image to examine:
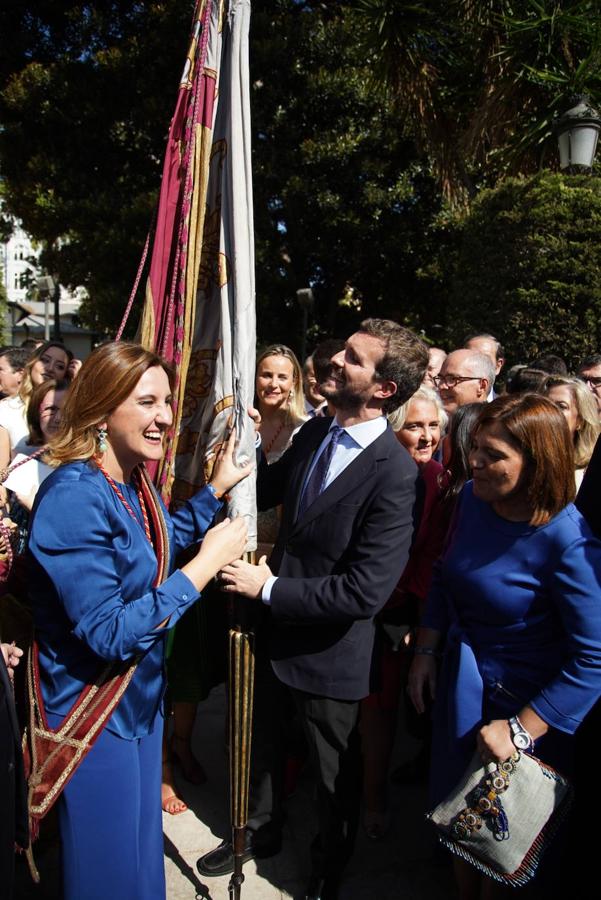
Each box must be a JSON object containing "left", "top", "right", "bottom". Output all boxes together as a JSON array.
[
  {"left": 263, "top": 420, "right": 286, "bottom": 455},
  {"left": 95, "top": 460, "right": 152, "bottom": 544}
]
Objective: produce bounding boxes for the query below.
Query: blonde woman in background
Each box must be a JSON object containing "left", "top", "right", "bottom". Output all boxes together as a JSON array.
[
  {"left": 255, "top": 344, "right": 306, "bottom": 457},
  {"left": 544, "top": 375, "right": 600, "bottom": 489},
  {"left": 255, "top": 344, "right": 307, "bottom": 557}
]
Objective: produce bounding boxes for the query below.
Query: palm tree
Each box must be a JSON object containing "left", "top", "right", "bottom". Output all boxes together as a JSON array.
[{"left": 347, "top": 0, "right": 601, "bottom": 201}]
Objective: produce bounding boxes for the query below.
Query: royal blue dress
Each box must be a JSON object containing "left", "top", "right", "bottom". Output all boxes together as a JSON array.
[
  {"left": 28, "top": 461, "right": 222, "bottom": 900},
  {"left": 423, "top": 482, "right": 601, "bottom": 807}
]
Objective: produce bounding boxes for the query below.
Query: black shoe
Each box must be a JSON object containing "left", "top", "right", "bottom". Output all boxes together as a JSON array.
[
  {"left": 304, "top": 872, "right": 341, "bottom": 900},
  {"left": 196, "top": 832, "right": 281, "bottom": 878}
]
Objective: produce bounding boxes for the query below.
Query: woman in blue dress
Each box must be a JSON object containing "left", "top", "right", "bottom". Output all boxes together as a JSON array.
[
  {"left": 408, "top": 392, "right": 601, "bottom": 898},
  {"left": 27, "top": 341, "right": 250, "bottom": 900}
]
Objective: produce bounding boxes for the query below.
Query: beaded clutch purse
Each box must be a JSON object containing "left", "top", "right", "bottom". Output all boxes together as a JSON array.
[{"left": 428, "top": 750, "right": 572, "bottom": 886}]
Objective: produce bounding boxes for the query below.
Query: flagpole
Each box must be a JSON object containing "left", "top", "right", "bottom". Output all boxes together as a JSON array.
[
  {"left": 134, "top": 5, "right": 257, "bottom": 894},
  {"left": 227, "top": 560, "right": 255, "bottom": 899}
]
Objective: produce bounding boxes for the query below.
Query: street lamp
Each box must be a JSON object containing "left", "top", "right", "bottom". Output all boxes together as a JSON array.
[
  {"left": 555, "top": 94, "right": 601, "bottom": 174},
  {"left": 36, "top": 275, "right": 54, "bottom": 341},
  {"left": 296, "top": 287, "right": 314, "bottom": 363},
  {"left": 35, "top": 274, "right": 62, "bottom": 340}
]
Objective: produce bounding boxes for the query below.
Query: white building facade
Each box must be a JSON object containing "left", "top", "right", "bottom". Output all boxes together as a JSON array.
[
  {"left": 1, "top": 215, "right": 96, "bottom": 358},
  {"left": 1, "top": 217, "right": 40, "bottom": 306}
]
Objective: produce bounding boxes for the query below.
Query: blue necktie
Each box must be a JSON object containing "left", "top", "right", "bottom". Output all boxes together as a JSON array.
[{"left": 299, "top": 426, "right": 344, "bottom": 516}]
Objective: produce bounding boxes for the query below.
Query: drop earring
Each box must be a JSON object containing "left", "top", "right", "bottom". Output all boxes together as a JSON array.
[{"left": 96, "top": 426, "right": 108, "bottom": 454}]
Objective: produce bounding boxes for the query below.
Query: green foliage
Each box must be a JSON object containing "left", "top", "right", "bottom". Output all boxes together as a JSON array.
[
  {"left": 0, "top": 1, "right": 192, "bottom": 334},
  {"left": 250, "top": 1, "right": 444, "bottom": 352},
  {"left": 347, "top": 1, "right": 601, "bottom": 199},
  {"left": 2, "top": 0, "right": 601, "bottom": 359},
  {"left": 446, "top": 173, "right": 601, "bottom": 367},
  {"left": 0, "top": 0, "right": 446, "bottom": 345},
  {"left": 488, "top": 1, "right": 601, "bottom": 174}
]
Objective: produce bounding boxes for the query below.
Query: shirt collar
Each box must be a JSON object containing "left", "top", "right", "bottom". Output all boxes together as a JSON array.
[
  {"left": 305, "top": 399, "right": 327, "bottom": 416},
  {"left": 330, "top": 414, "right": 387, "bottom": 448}
]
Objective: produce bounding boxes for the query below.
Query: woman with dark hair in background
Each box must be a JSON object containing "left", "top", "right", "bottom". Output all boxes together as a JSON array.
[
  {"left": 439, "top": 402, "right": 482, "bottom": 518},
  {"left": 409, "top": 394, "right": 601, "bottom": 898},
  {"left": 0, "top": 342, "right": 73, "bottom": 473},
  {"left": 4, "top": 379, "right": 71, "bottom": 510},
  {"left": 1, "top": 380, "right": 70, "bottom": 634}
]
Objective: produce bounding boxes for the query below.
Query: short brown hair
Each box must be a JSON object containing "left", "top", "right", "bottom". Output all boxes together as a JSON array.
[
  {"left": 47, "top": 342, "right": 174, "bottom": 466},
  {"left": 358, "top": 318, "right": 429, "bottom": 413},
  {"left": 475, "top": 393, "right": 575, "bottom": 526}
]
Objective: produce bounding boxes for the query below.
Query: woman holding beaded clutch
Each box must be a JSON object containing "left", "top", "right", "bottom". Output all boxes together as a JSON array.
[
  {"left": 408, "top": 393, "right": 601, "bottom": 897},
  {"left": 26, "top": 341, "right": 250, "bottom": 900}
]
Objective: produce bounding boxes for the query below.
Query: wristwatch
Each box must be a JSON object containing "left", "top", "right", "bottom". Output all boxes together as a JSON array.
[{"left": 508, "top": 715, "right": 534, "bottom": 751}]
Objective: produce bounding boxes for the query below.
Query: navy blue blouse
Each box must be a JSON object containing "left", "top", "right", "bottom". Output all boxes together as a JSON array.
[{"left": 28, "top": 461, "right": 222, "bottom": 739}]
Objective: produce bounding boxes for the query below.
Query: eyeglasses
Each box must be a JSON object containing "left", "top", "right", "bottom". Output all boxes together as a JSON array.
[
  {"left": 434, "top": 374, "right": 481, "bottom": 389},
  {"left": 581, "top": 375, "right": 601, "bottom": 389}
]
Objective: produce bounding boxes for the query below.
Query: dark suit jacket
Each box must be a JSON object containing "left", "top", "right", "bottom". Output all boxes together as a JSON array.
[
  {"left": 258, "top": 415, "right": 418, "bottom": 701},
  {"left": 577, "top": 434, "right": 601, "bottom": 537}
]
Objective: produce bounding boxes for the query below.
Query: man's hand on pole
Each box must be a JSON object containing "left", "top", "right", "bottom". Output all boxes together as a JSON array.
[{"left": 220, "top": 555, "right": 271, "bottom": 599}]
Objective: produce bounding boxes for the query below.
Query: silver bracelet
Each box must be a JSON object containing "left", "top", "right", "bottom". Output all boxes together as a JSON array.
[{"left": 413, "top": 646, "right": 439, "bottom": 657}]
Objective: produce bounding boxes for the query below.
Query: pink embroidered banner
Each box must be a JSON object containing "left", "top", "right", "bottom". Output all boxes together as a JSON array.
[{"left": 139, "top": 0, "right": 256, "bottom": 548}]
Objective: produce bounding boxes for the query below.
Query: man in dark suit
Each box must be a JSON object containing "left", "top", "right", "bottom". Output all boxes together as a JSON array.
[{"left": 198, "top": 319, "right": 428, "bottom": 898}]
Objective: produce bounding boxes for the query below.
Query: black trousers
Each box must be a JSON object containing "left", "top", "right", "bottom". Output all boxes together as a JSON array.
[
  {"left": 290, "top": 687, "right": 362, "bottom": 878},
  {"left": 247, "top": 647, "right": 362, "bottom": 877},
  {"left": 246, "top": 646, "right": 290, "bottom": 838}
]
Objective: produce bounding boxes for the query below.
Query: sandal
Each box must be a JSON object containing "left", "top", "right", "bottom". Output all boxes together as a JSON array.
[
  {"left": 170, "top": 734, "right": 207, "bottom": 785},
  {"left": 161, "top": 758, "right": 188, "bottom": 815}
]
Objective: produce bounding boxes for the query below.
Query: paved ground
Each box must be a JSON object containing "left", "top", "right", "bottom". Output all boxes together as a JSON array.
[
  {"left": 15, "top": 683, "right": 455, "bottom": 899},
  {"left": 162, "top": 685, "right": 455, "bottom": 900}
]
